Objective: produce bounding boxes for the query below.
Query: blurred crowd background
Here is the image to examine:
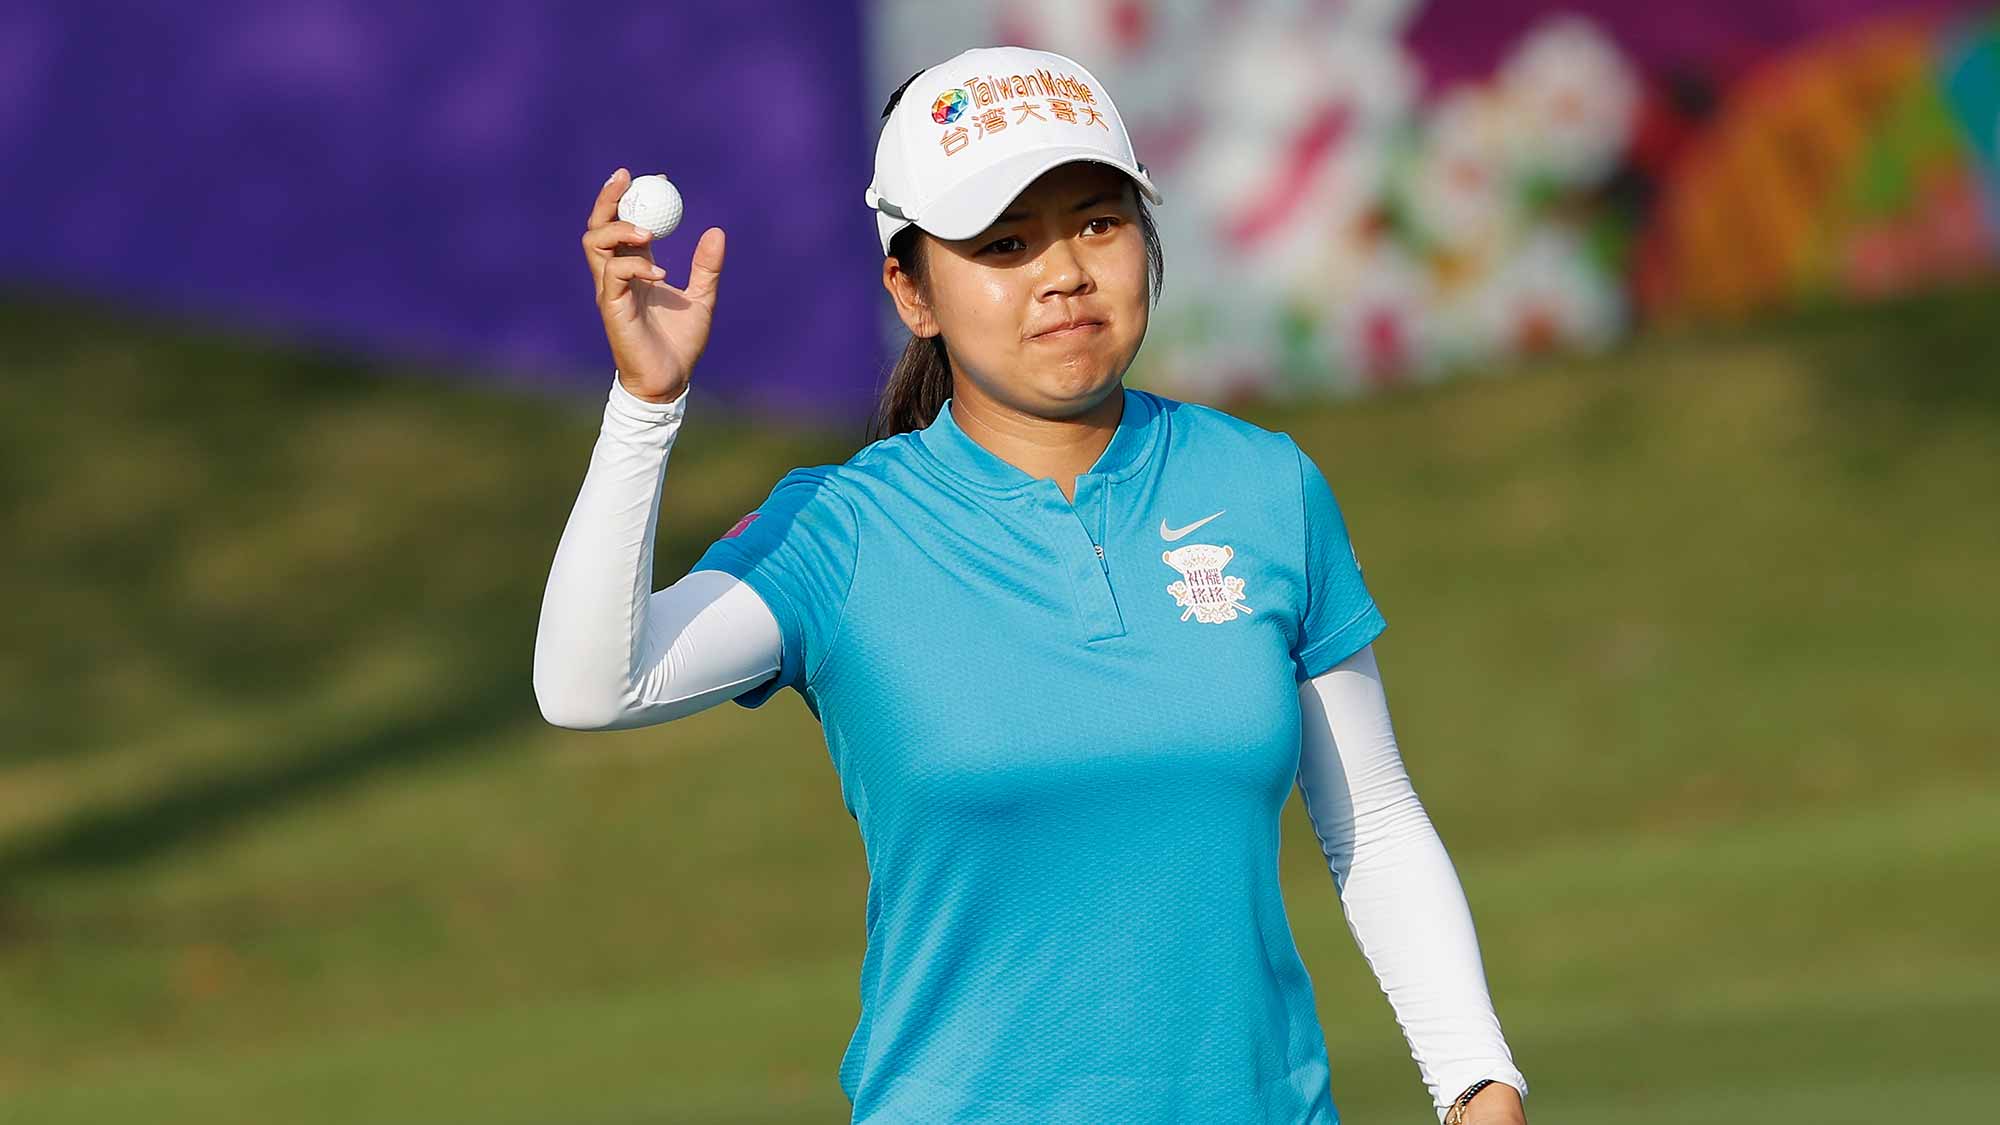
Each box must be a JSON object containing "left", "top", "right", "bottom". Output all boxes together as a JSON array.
[{"left": 3, "top": 2, "right": 1995, "bottom": 1122}]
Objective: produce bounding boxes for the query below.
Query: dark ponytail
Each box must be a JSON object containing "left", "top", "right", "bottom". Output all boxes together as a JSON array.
[{"left": 863, "top": 71, "right": 1167, "bottom": 445}]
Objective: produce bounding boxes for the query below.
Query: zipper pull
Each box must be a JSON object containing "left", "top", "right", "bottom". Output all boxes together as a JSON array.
[{"left": 1093, "top": 541, "right": 1107, "bottom": 572}]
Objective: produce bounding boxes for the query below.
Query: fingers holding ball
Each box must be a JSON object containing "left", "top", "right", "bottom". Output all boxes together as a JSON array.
[
  {"left": 617, "top": 174, "right": 684, "bottom": 239},
  {"left": 585, "top": 169, "right": 685, "bottom": 297}
]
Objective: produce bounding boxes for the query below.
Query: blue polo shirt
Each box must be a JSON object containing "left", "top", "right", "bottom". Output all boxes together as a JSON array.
[{"left": 691, "top": 384, "right": 1386, "bottom": 1124}]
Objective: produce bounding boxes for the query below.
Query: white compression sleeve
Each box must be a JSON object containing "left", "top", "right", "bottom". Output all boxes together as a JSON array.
[
  {"left": 532, "top": 375, "right": 784, "bottom": 731},
  {"left": 1295, "top": 643, "right": 1528, "bottom": 1121}
]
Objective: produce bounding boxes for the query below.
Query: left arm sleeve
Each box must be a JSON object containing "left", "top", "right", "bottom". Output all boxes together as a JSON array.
[
  {"left": 1294, "top": 642, "right": 1529, "bottom": 1122},
  {"left": 1291, "top": 440, "right": 1386, "bottom": 681}
]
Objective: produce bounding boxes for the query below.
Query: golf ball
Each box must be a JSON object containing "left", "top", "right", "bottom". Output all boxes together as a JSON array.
[{"left": 618, "top": 174, "right": 684, "bottom": 238}]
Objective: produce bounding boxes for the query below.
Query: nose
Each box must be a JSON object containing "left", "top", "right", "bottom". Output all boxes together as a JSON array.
[{"left": 1034, "top": 235, "right": 1093, "bottom": 301}]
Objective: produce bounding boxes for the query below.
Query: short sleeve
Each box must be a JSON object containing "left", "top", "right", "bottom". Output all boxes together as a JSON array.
[
  {"left": 689, "top": 466, "right": 859, "bottom": 709},
  {"left": 1292, "top": 440, "right": 1387, "bottom": 681}
]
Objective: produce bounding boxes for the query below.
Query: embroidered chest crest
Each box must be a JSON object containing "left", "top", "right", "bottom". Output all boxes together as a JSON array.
[{"left": 1162, "top": 542, "right": 1254, "bottom": 623}]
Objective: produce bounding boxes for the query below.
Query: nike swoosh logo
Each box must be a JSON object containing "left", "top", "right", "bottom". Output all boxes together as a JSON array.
[{"left": 1160, "top": 510, "right": 1225, "bottom": 541}]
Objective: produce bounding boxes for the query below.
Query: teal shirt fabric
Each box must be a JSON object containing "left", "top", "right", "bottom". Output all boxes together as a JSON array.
[{"left": 691, "top": 385, "right": 1386, "bottom": 1124}]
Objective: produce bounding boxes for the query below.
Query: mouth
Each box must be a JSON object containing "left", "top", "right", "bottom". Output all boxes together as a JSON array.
[{"left": 1029, "top": 318, "right": 1105, "bottom": 341}]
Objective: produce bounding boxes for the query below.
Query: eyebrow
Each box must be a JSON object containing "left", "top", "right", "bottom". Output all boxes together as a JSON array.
[{"left": 994, "top": 190, "right": 1126, "bottom": 225}]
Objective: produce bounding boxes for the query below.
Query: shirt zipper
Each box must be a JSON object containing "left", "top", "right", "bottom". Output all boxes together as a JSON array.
[{"left": 1095, "top": 481, "right": 1110, "bottom": 573}]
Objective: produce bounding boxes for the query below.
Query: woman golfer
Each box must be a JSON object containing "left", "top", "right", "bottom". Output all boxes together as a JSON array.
[{"left": 536, "top": 44, "right": 1528, "bottom": 1125}]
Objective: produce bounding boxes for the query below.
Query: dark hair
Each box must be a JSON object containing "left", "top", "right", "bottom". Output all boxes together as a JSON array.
[{"left": 863, "top": 71, "right": 1166, "bottom": 444}]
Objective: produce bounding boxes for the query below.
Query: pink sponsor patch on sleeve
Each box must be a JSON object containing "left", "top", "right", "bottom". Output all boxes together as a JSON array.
[{"left": 722, "top": 512, "right": 760, "bottom": 539}]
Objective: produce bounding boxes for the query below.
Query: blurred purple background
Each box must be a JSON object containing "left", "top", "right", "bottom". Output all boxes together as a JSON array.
[{"left": 0, "top": 0, "right": 885, "bottom": 420}]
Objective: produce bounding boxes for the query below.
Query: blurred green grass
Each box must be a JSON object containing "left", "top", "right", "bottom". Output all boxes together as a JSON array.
[{"left": 1, "top": 283, "right": 1995, "bottom": 1122}]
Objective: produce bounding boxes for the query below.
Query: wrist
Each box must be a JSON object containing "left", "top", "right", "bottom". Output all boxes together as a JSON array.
[
  {"left": 608, "top": 371, "right": 689, "bottom": 422},
  {"left": 1446, "top": 1079, "right": 1524, "bottom": 1125},
  {"left": 613, "top": 369, "right": 688, "bottom": 407}
]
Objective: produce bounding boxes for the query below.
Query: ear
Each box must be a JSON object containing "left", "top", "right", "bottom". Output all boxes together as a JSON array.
[{"left": 882, "top": 253, "right": 940, "bottom": 339}]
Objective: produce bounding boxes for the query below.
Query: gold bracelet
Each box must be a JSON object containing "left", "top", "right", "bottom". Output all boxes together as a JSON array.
[{"left": 1443, "top": 1078, "right": 1496, "bottom": 1125}]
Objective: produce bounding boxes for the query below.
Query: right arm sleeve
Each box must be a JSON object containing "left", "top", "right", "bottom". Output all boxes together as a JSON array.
[
  {"left": 532, "top": 375, "right": 788, "bottom": 731},
  {"left": 685, "top": 462, "right": 861, "bottom": 710}
]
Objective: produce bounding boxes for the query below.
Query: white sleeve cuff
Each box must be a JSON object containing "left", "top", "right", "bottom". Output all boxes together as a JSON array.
[
  {"left": 1433, "top": 1068, "right": 1530, "bottom": 1123},
  {"left": 607, "top": 370, "right": 690, "bottom": 425}
]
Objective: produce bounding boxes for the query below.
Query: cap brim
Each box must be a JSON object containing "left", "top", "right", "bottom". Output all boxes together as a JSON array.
[{"left": 913, "top": 146, "right": 1164, "bottom": 243}]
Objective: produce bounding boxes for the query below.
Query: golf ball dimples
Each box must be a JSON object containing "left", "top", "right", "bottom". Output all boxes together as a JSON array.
[{"left": 618, "top": 174, "right": 683, "bottom": 238}]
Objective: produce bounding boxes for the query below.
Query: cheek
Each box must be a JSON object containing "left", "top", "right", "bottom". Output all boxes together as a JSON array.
[
  {"left": 974, "top": 274, "right": 1020, "bottom": 311},
  {"left": 923, "top": 285, "right": 1010, "bottom": 381},
  {"left": 1117, "top": 241, "right": 1150, "bottom": 303},
  {"left": 1107, "top": 249, "right": 1150, "bottom": 334},
  {"left": 940, "top": 275, "right": 1029, "bottom": 345},
  {"left": 1124, "top": 295, "right": 1149, "bottom": 342}
]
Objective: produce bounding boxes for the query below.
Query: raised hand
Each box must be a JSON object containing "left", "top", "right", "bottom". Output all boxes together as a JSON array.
[{"left": 581, "top": 167, "right": 726, "bottom": 403}]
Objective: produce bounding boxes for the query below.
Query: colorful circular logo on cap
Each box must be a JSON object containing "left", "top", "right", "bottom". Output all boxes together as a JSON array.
[{"left": 931, "top": 88, "right": 969, "bottom": 124}]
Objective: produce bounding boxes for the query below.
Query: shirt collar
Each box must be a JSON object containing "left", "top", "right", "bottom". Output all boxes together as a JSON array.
[{"left": 916, "top": 384, "right": 1162, "bottom": 495}]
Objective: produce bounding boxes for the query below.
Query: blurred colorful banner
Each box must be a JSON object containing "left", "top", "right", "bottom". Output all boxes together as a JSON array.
[{"left": 872, "top": 0, "right": 2000, "bottom": 404}]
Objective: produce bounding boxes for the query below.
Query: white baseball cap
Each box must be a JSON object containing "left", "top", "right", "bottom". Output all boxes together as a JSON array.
[{"left": 864, "top": 45, "right": 1164, "bottom": 256}]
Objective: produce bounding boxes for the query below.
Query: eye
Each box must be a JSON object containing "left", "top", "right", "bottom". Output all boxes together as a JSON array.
[
  {"left": 1085, "top": 216, "right": 1120, "bottom": 235},
  {"left": 980, "top": 235, "right": 1026, "bottom": 255}
]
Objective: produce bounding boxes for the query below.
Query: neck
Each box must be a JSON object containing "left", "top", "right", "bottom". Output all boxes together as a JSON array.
[{"left": 948, "top": 381, "right": 1124, "bottom": 503}]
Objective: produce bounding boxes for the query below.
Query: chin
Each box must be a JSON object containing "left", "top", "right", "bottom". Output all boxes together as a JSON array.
[{"left": 1034, "top": 369, "right": 1124, "bottom": 412}]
